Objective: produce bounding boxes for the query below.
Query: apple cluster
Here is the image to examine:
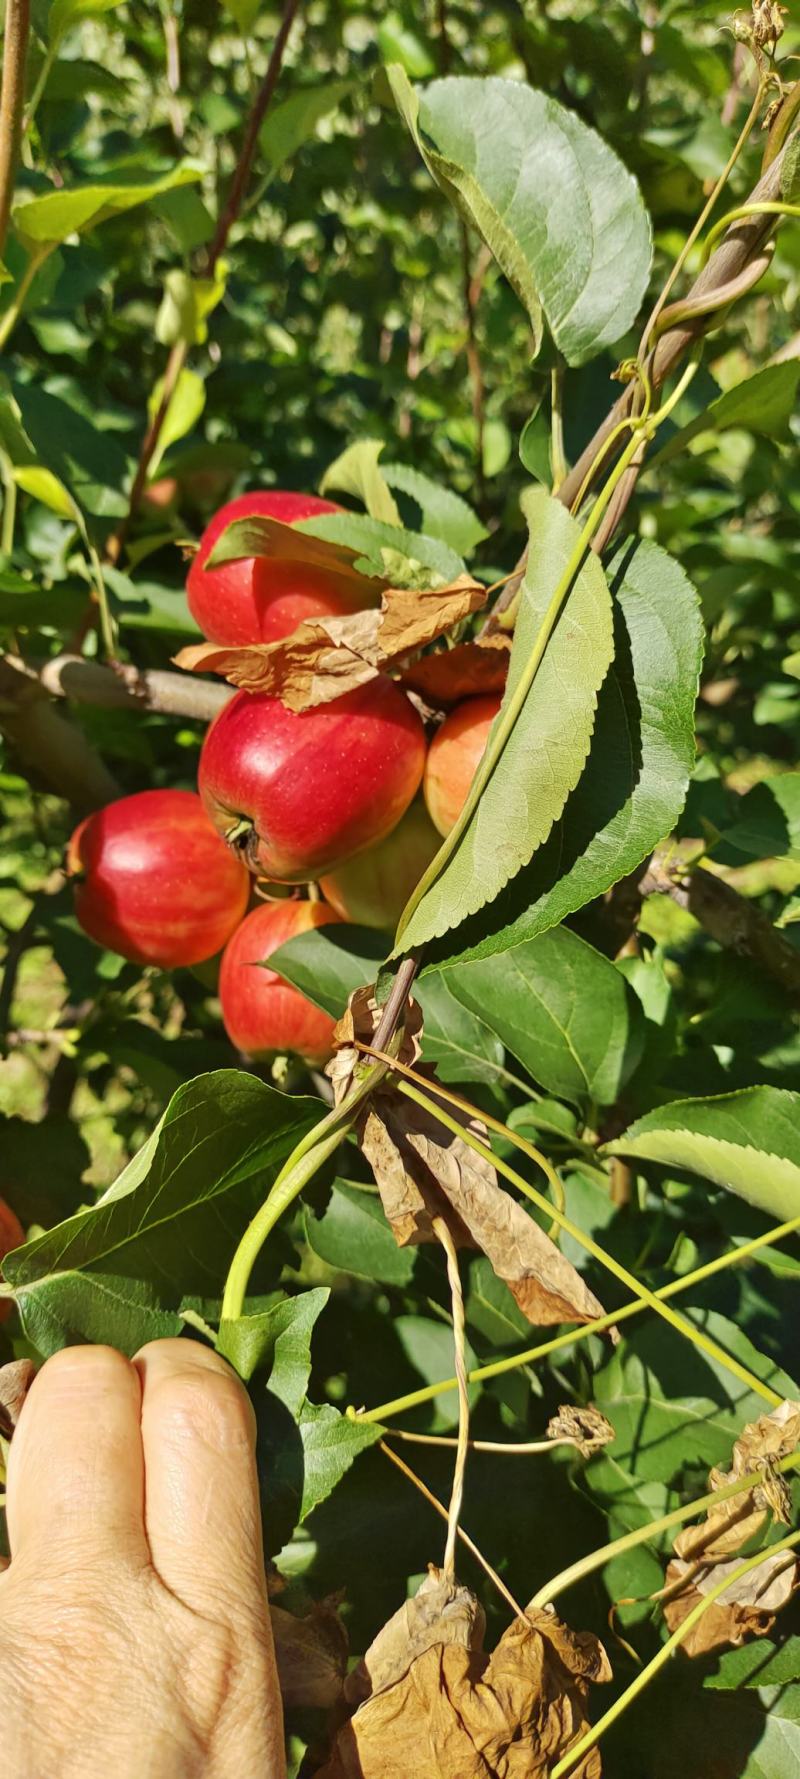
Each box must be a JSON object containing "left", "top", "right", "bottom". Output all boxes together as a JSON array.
[{"left": 68, "top": 492, "right": 500, "bottom": 1065}]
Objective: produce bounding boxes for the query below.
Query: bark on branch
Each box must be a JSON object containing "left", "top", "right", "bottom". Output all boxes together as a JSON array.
[
  {"left": 38, "top": 653, "right": 233, "bottom": 720},
  {"left": 639, "top": 853, "right": 800, "bottom": 1006},
  {"left": 0, "top": 0, "right": 30, "bottom": 261}
]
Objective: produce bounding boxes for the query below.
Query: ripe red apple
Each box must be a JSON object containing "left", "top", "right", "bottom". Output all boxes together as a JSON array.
[
  {"left": 67, "top": 789, "right": 250, "bottom": 968},
  {"left": 320, "top": 799, "right": 440, "bottom": 930},
  {"left": 186, "top": 489, "right": 374, "bottom": 644},
  {"left": 219, "top": 899, "right": 342, "bottom": 1062},
  {"left": 0, "top": 1197, "right": 24, "bottom": 1323},
  {"left": 198, "top": 678, "right": 427, "bottom": 883},
  {"left": 423, "top": 693, "right": 502, "bottom": 836}
]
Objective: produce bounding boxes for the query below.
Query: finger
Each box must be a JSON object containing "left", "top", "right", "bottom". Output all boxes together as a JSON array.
[
  {"left": 5, "top": 1345, "right": 147, "bottom": 1570},
  {"left": 133, "top": 1339, "right": 268, "bottom": 1622}
]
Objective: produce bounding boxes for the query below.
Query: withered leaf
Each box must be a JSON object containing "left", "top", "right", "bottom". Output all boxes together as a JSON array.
[
  {"left": 318, "top": 1596, "right": 611, "bottom": 1779},
  {"left": 0, "top": 1358, "right": 35, "bottom": 1438},
  {"left": 270, "top": 1597, "right": 349, "bottom": 1710},
  {"left": 174, "top": 576, "right": 486, "bottom": 711},
  {"left": 327, "top": 983, "right": 424, "bottom": 1106},
  {"left": 399, "top": 635, "right": 511, "bottom": 707},
  {"left": 664, "top": 1397, "right": 800, "bottom": 1657},
  {"left": 361, "top": 1094, "right": 609, "bottom": 1329},
  {"left": 547, "top": 1404, "right": 615, "bottom": 1458},
  {"left": 345, "top": 1566, "right": 486, "bottom": 1708},
  {"left": 664, "top": 1549, "right": 799, "bottom": 1658}
]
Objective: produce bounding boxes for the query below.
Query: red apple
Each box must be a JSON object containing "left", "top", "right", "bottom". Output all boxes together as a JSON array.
[
  {"left": 423, "top": 693, "right": 502, "bottom": 836},
  {"left": 67, "top": 789, "right": 250, "bottom": 968},
  {"left": 219, "top": 899, "right": 342, "bottom": 1062},
  {"left": 186, "top": 489, "right": 374, "bottom": 644},
  {"left": 198, "top": 678, "right": 427, "bottom": 883},
  {"left": 320, "top": 799, "right": 440, "bottom": 930},
  {"left": 0, "top": 1197, "right": 24, "bottom": 1323}
]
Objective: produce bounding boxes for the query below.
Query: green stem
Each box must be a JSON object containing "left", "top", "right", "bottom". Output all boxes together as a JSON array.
[
  {"left": 394, "top": 426, "right": 644, "bottom": 946},
  {"left": 533, "top": 1445, "right": 800, "bottom": 1611},
  {"left": 0, "top": 449, "right": 17, "bottom": 556},
  {"left": 84, "top": 533, "right": 116, "bottom": 660},
  {"left": 23, "top": 43, "right": 57, "bottom": 137},
  {"left": 0, "top": 243, "right": 51, "bottom": 352},
  {"left": 701, "top": 199, "right": 800, "bottom": 262},
  {"left": 219, "top": 1062, "right": 385, "bottom": 1323},
  {"left": 352, "top": 1211, "right": 800, "bottom": 1428},
  {"left": 550, "top": 1526, "right": 800, "bottom": 1778},
  {"left": 394, "top": 1078, "right": 782, "bottom": 1408}
]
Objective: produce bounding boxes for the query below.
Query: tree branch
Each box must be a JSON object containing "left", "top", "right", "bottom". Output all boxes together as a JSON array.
[
  {"left": 0, "top": 0, "right": 30, "bottom": 261},
  {"left": 0, "top": 653, "right": 120, "bottom": 811},
  {"left": 639, "top": 853, "right": 800, "bottom": 1006},
  {"left": 38, "top": 653, "right": 233, "bottom": 721}
]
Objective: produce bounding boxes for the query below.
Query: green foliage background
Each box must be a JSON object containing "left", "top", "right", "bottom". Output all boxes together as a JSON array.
[{"left": 2, "top": 3, "right": 800, "bottom": 1775}]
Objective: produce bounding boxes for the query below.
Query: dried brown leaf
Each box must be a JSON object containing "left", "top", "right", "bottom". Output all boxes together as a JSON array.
[
  {"left": 361, "top": 1093, "right": 609, "bottom": 1329},
  {"left": 327, "top": 984, "right": 423, "bottom": 1106},
  {"left": 399, "top": 635, "right": 511, "bottom": 707},
  {"left": 0, "top": 1358, "right": 35, "bottom": 1437},
  {"left": 664, "top": 1549, "right": 799, "bottom": 1658},
  {"left": 344, "top": 1566, "right": 486, "bottom": 1708},
  {"left": 270, "top": 1597, "right": 349, "bottom": 1710},
  {"left": 318, "top": 1596, "right": 610, "bottom": 1779},
  {"left": 547, "top": 1405, "right": 615, "bottom": 1458},
  {"left": 174, "top": 576, "right": 486, "bottom": 710},
  {"left": 674, "top": 1398, "right": 800, "bottom": 1565}
]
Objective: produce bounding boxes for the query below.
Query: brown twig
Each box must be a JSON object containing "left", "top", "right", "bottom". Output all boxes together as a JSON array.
[
  {"left": 638, "top": 853, "right": 800, "bottom": 1005},
  {"left": 0, "top": 653, "right": 120, "bottom": 809},
  {"left": 38, "top": 653, "right": 233, "bottom": 721},
  {"left": 0, "top": 0, "right": 30, "bottom": 261}
]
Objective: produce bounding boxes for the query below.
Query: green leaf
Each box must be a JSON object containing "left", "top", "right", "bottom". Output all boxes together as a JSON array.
[
  {"left": 258, "top": 81, "right": 353, "bottom": 176},
  {"left": 394, "top": 486, "right": 614, "bottom": 951},
  {"left": 436, "top": 925, "right": 644, "bottom": 1107},
  {"left": 219, "top": 1287, "right": 329, "bottom": 1391},
  {"left": 394, "top": 1314, "right": 480, "bottom": 1429},
  {"left": 155, "top": 267, "right": 226, "bottom": 348},
  {"left": 320, "top": 437, "right": 402, "bottom": 526},
  {"left": 656, "top": 361, "right": 800, "bottom": 463},
  {"left": 11, "top": 382, "right": 130, "bottom": 524},
  {"left": 3, "top": 1071, "right": 320, "bottom": 1355},
  {"left": 48, "top": 0, "right": 124, "bottom": 44},
  {"left": 305, "top": 1181, "right": 417, "bottom": 1286},
  {"left": 388, "top": 69, "right": 651, "bottom": 365},
  {"left": 714, "top": 773, "right": 800, "bottom": 864},
  {"left": 147, "top": 367, "right": 206, "bottom": 475},
  {"left": 212, "top": 508, "right": 465, "bottom": 588},
  {"left": 11, "top": 463, "right": 75, "bottom": 516},
  {"left": 608, "top": 1086, "right": 800, "bottom": 1221},
  {"left": 13, "top": 162, "right": 204, "bottom": 247},
  {"left": 706, "top": 1636, "right": 800, "bottom": 1690},
  {"left": 219, "top": 0, "right": 259, "bottom": 31},
  {"left": 0, "top": 571, "right": 87, "bottom": 629},
  {"left": 377, "top": 13, "right": 435, "bottom": 78},
  {"left": 419, "top": 536, "right": 702, "bottom": 968},
  {"left": 270, "top": 923, "right": 510, "bottom": 1088},
  {"left": 381, "top": 463, "right": 488, "bottom": 556}
]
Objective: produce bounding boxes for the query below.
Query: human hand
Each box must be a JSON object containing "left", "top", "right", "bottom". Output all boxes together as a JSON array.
[{"left": 0, "top": 1340, "right": 285, "bottom": 1779}]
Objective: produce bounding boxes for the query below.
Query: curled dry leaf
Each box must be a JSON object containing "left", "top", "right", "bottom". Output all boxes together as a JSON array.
[
  {"left": 399, "top": 635, "right": 511, "bottom": 707},
  {"left": 0, "top": 1357, "right": 35, "bottom": 1437},
  {"left": 327, "top": 983, "right": 424, "bottom": 1106},
  {"left": 663, "top": 1397, "right": 800, "bottom": 1656},
  {"left": 174, "top": 576, "right": 486, "bottom": 711},
  {"left": 270, "top": 1596, "right": 349, "bottom": 1710},
  {"left": 663, "top": 1549, "right": 798, "bottom": 1659},
  {"left": 345, "top": 1566, "right": 486, "bottom": 1708},
  {"left": 361, "top": 1090, "right": 609, "bottom": 1330},
  {"left": 547, "top": 1404, "right": 615, "bottom": 1458},
  {"left": 318, "top": 1577, "right": 611, "bottom": 1779}
]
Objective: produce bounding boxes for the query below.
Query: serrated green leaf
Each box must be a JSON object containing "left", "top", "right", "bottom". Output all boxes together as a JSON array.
[
  {"left": 656, "top": 362, "right": 800, "bottom": 464},
  {"left": 13, "top": 162, "right": 204, "bottom": 246},
  {"left": 706, "top": 1636, "right": 800, "bottom": 1689},
  {"left": 608, "top": 1087, "right": 800, "bottom": 1221},
  {"left": 388, "top": 69, "right": 651, "bottom": 365},
  {"left": 381, "top": 462, "right": 487, "bottom": 555},
  {"left": 418, "top": 536, "right": 702, "bottom": 968},
  {"left": 394, "top": 486, "right": 614, "bottom": 951},
  {"left": 320, "top": 437, "right": 402, "bottom": 525},
  {"left": 219, "top": 1288, "right": 329, "bottom": 1392},
  {"left": 147, "top": 366, "right": 205, "bottom": 475},
  {"left": 714, "top": 773, "right": 800, "bottom": 864},
  {"left": 259, "top": 80, "right": 353, "bottom": 176},
  {"left": 3, "top": 1071, "right": 320, "bottom": 1355},
  {"left": 436, "top": 925, "right": 644, "bottom": 1107},
  {"left": 270, "top": 923, "right": 510, "bottom": 1088},
  {"left": 305, "top": 1181, "right": 416, "bottom": 1286},
  {"left": 211, "top": 508, "right": 465, "bottom": 588}
]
